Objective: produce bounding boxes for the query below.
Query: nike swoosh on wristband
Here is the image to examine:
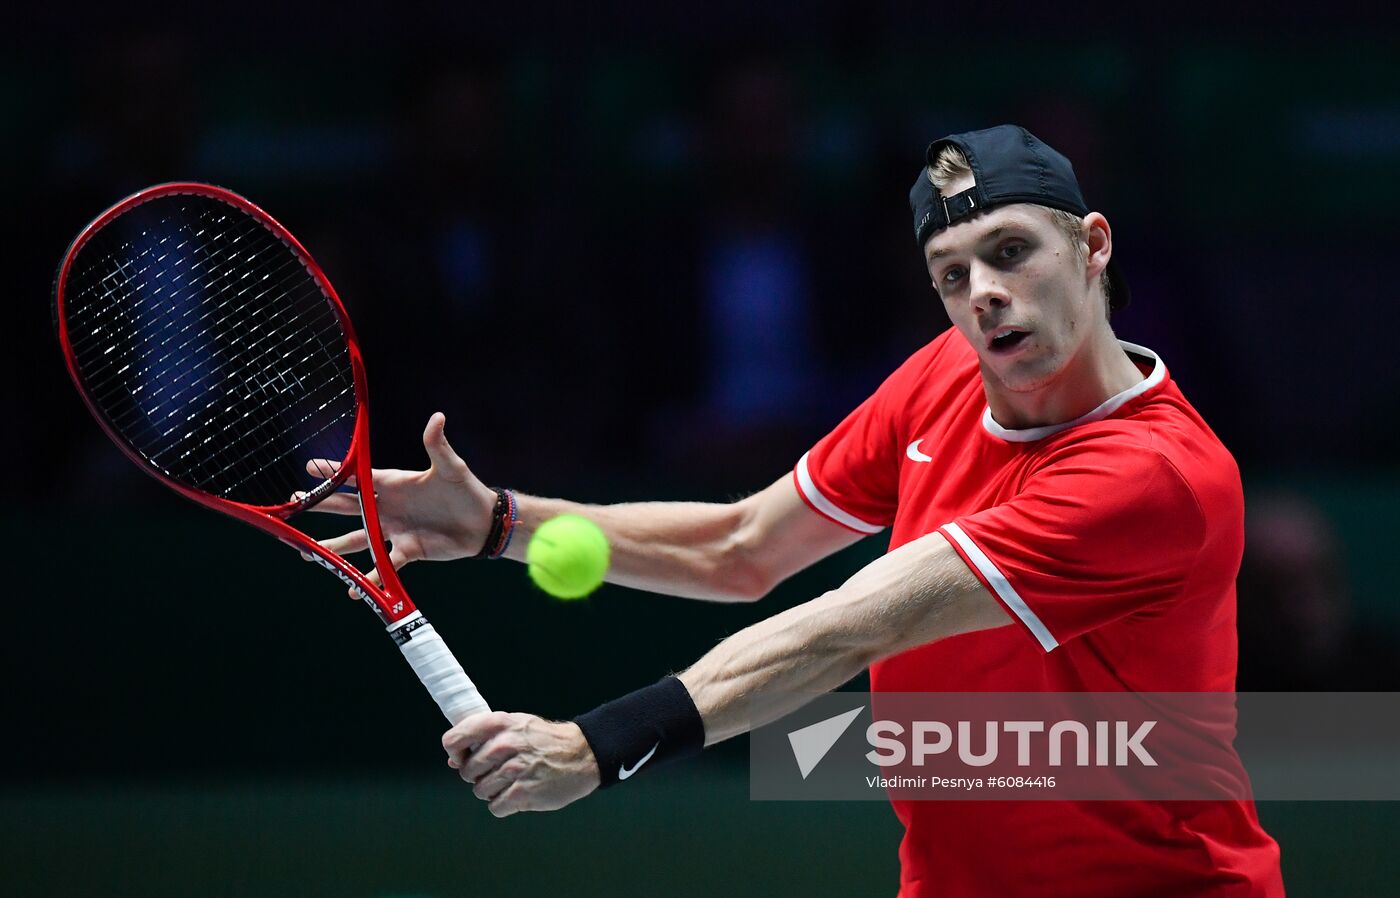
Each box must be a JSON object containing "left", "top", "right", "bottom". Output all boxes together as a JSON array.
[
  {"left": 618, "top": 742, "right": 660, "bottom": 780},
  {"left": 906, "top": 439, "right": 933, "bottom": 462}
]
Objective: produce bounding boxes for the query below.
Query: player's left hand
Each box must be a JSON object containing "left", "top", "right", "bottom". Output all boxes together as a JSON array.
[{"left": 443, "top": 712, "right": 601, "bottom": 817}]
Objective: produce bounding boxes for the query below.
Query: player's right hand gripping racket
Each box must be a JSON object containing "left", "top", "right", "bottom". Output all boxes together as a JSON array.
[{"left": 52, "top": 182, "right": 490, "bottom": 725}]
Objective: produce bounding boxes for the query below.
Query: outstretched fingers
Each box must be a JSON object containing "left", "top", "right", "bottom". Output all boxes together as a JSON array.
[
  {"left": 356, "top": 542, "right": 414, "bottom": 596},
  {"left": 304, "top": 458, "right": 357, "bottom": 489},
  {"left": 319, "top": 530, "right": 370, "bottom": 556},
  {"left": 298, "top": 491, "right": 361, "bottom": 515},
  {"left": 301, "top": 532, "right": 412, "bottom": 599},
  {"left": 300, "top": 531, "right": 371, "bottom": 600}
]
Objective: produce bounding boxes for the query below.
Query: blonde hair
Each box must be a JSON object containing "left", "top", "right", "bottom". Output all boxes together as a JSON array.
[{"left": 927, "top": 145, "right": 1112, "bottom": 310}]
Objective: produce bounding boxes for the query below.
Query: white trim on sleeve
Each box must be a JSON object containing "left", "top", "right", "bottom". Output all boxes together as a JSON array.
[
  {"left": 795, "top": 452, "right": 885, "bottom": 534},
  {"left": 942, "top": 521, "right": 1059, "bottom": 652}
]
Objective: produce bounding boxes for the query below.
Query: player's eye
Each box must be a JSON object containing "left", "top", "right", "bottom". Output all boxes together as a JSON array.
[
  {"left": 941, "top": 266, "right": 966, "bottom": 287},
  {"left": 999, "top": 242, "right": 1026, "bottom": 261}
]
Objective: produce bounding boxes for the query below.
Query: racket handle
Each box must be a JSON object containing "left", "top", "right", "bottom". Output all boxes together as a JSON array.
[{"left": 391, "top": 615, "right": 491, "bottom": 724}]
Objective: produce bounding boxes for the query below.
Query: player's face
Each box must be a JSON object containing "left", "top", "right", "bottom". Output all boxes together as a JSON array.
[{"left": 922, "top": 177, "right": 1107, "bottom": 395}]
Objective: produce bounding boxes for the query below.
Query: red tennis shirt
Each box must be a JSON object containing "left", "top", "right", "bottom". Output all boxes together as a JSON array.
[{"left": 793, "top": 329, "right": 1284, "bottom": 897}]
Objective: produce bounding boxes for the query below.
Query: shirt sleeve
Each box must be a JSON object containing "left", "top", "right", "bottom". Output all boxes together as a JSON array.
[
  {"left": 938, "top": 440, "right": 1207, "bottom": 652},
  {"left": 793, "top": 374, "right": 904, "bottom": 534}
]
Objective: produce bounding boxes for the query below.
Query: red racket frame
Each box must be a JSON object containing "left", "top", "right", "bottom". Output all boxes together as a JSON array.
[{"left": 53, "top": 182, "right": 414, "bottom": 627}]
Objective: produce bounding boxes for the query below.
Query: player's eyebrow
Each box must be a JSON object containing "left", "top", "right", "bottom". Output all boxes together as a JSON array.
[{"left": 926, "top": 221, "right": 1034, "bottom": 263}]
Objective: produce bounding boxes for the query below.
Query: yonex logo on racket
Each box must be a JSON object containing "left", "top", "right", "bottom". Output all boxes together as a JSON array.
[
  {"left": 302, "top": 478, "right": 340, "bottom": 504},
  {"left": 307, "top": 552, "right": 370, "bottom": 602}
]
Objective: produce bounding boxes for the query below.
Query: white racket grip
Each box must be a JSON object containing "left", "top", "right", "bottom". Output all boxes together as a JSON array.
[{"left": 392, "top": 616, "right": 491, "bottom": 724}]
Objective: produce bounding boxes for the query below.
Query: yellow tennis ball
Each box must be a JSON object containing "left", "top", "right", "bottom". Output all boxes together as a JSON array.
[{"left": 526, "top": 514, "right": 610, "bottom": 599}]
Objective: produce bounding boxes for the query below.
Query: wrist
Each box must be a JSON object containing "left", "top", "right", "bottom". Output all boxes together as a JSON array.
[
  {"left": 573, "top": 676, "right": 706, "bottom": 788},
  {"left": 472, "top": 481, "right": 497, "bottom": 522},
  {"left": 462, "top": 482, "right": 496, "bottom": 556},
  {"left": 566, "top": 722, "right": 603, "bottom": 788},
  {"left": 473, "top": 487, "right": 519, "bottom": 559}
]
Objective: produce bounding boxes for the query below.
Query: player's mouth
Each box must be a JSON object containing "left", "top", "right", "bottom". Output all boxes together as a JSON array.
[{"left": 986, "top": 326, "right": 1032, "bottom": 355}]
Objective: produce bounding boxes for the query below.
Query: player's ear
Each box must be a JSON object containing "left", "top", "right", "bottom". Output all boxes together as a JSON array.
[{"left": 1082, "top": 212, "right": 1112, "bottom": 284}]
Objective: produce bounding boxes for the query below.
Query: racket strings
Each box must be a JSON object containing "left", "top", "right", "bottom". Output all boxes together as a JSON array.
[
  {"left": 88, "top": 278, "right": 340, "bottom": 442},
  {"left": 71, "top": 217, "right": 320, "bottom": 499},
  {"left": 75, "top": 212, "right": 355, "bottom": 503},
  {"left": 218, "top": 409, "right": 354, "bottom": 497},
  {"left": 75, "top": 216, "right": 318, "bottom": 402},
  {"left": 125, "top": 206, "right": 354, "bottom": 500},
  {"left": 73, "top": 216, "right": 330, "bottom": 487},
  {"left": 64, "top": 193, "right": 357, "bottom": 507},
  {"left": 78, "top": 216, "right": 270, "bottom": 350},
  {"left": 79, "top": 247, "right": 314, "bottom": 406}
]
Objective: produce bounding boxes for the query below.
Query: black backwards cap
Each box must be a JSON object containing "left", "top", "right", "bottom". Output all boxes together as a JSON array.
[{"left": 909, "top": 124, "right": 1130, "bottom": 310}]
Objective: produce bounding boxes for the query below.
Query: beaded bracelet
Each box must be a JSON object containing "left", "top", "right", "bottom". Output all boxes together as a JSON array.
[
  {"left": 489, "top": 488, "right": 519, "bottom": 559},
  {"left": 473, "top": 487, "right": 517, "bottom": 559}
]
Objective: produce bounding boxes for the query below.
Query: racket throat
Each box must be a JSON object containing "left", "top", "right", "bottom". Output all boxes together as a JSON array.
[{"left": 292, "top": 540, "right": 404, "bottom": 625}]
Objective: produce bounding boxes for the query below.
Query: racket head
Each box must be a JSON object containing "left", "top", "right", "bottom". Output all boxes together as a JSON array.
[{"left": 53, "top": 182, "right": 413, "bottom": 621}]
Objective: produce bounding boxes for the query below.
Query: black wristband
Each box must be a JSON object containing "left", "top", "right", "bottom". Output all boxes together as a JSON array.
[{"left": 574, "top": 676, "right": 706, "bottom": 788}]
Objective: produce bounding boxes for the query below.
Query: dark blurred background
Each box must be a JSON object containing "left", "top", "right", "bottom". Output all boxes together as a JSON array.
[{"left": 4, "top": 6, "right": 1400, "bottom": 896}]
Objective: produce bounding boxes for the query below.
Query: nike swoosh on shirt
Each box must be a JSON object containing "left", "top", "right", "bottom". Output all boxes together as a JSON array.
[
  {"left": 906, "top": 439, "right": 933, "bottom": 462},
  {"left": 618, "top": 742, "right": 660, "bottom": 780}
]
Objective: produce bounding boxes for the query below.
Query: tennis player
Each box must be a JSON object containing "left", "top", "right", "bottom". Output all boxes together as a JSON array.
[{"left": 320, "top": 124, "right": 1284, "bottom": 896}]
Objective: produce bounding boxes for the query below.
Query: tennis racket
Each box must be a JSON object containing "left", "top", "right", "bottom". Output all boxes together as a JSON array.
[{"left": 51, "top": 182, "right": 490, "bottom": 724}]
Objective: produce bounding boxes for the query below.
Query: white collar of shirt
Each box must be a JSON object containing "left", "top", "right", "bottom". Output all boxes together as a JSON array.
[{"left": 981, "top": 341, "right": 1166, "bottom": 444}]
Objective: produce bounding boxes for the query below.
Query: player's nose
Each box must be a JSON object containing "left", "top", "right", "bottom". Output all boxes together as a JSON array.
[{"left": 968, "top": 263, "right": 1010, "bottom": 315}]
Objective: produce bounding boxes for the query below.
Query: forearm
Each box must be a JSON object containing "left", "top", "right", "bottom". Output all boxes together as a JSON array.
[
  {"left": 444, "top": 536, "right": 1005, "bottom": 814},
  {"left": 679, "top": 531, "right": 1008, "bottom": 743},
  {"left": 679, "top": 587, "right": 885, "bottom": 743},
  {"left": 500, "top": 493, "right": 764, "bottom": 603}
]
